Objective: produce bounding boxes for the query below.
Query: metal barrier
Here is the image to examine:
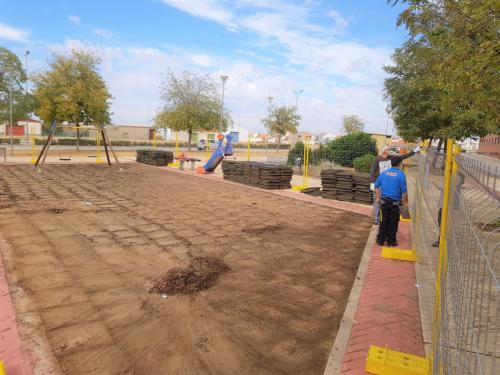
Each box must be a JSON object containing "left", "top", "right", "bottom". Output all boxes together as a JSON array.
[{"left": 410, "top": 142, "right": 499, "bottom": 375}]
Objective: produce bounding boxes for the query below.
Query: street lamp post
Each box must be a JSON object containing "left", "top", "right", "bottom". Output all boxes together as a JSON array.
[
  {"left": 219, "top": 75, "right": 228, "bottom": 133},
  {"left": 266, "top": 96, "right": 274, "bottom": 157},
  {"left": 293, "top": 90, "right": 304, "bottom": 143},
  {"left": 293, "top": 89, "right": 304, "bottom": 110},
  {"left": 25, "top": 50, "right": 30, "bottom": 142},
  {"left": 9, "top": 88, "right": 13, "bottom": 156}
]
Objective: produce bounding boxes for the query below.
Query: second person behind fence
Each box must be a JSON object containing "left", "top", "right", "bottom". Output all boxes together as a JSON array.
[
  {"left": 374, "top": 157, "right": 408, "bottom": 247},
  {"left": 370, "top": 145, "right": 420, "bottom": 224}
]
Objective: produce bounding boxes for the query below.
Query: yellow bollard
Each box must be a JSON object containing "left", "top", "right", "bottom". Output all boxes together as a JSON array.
[
  {"left": 292, "top": 136, "right": 310, "bottom": 191},
  {"left": 168, "top": 131, "right": 180, "bottom": 167},
  {"left": 96, "top": 130, "right": 103, "bottom": 163},
  {"left": 31, "top": 129, "right": 36, "bottom": 165},
  {"left": 247, "top": 133, "right": 251, "bottom": 161}
]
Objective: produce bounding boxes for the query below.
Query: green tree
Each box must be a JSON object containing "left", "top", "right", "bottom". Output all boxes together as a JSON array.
[
  {"left": 262, "top": 105, "right": 300, "bottom": 151},
  {"left": 342, "top": 115, "right": 365, "bottom": 134},
  {"left": 33, "top": 50, "right": 112, "bottom": 149},
  {"left": 155, "top": 71, "right": 231, "bottom": 150},
  {"left": 386, "top": 0, "right": 499, "bottom": 139},
  {"left": 327, "top": 132, "right": 377, "bottom": 167},
  {"left": 384, "top": 40, "right": 452, "bottom": 142},
  {"left": 0, "top": 47, "right": 34, "bottom": 125}
]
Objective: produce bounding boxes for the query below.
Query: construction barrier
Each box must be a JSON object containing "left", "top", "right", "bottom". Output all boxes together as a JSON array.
[{"left": 410, "top": 142, "right": 499, "bottom": 375}]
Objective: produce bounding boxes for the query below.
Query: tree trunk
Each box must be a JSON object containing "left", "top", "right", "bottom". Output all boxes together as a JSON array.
[
  {"left": 432, "top": 137, "right": 444, "bottom": 168},
  {"left": 276, "top": 134, "right": 281, "bottom": 152},
  {"left": 188, "top": 130, "right": 192, "bottom": 151},
  {"left": 76, "top": 126, "right": 80, "bottom": 151}
]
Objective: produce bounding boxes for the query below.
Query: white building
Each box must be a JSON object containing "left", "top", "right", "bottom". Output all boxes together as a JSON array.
[
  {"left": 18, "top": 119, "right": 42, "bottom": 135},
  {"left": 0, "top": 119, "right": 42, "bottom": 136},
  {"left": 165, "top": 124, "right": 251, "bottom": 145}
]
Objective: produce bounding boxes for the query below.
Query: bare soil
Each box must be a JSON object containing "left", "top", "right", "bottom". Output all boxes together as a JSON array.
[{"left": 0, "top": 164, "right": 371, "bottom": 375}]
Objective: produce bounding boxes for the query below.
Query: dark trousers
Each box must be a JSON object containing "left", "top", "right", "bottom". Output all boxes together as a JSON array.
[{"left": 377, "top": 199, "right": 400, "bottom": 245}]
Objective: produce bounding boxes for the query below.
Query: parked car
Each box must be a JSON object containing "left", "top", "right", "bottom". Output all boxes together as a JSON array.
[{"left": 196, "top": 139, "right": 218, "bottom": 151}]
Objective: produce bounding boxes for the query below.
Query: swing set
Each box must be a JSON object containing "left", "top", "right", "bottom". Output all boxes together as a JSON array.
[{"left": 34, "top": 121, "right": 120, "bottom": 168}]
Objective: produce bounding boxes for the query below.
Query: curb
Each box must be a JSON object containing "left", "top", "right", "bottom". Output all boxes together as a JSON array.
[{"left": 322, "top": 225, "right": 378, "bottom": 375}]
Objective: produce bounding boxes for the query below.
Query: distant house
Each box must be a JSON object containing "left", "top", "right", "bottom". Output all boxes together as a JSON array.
[
  {"left": 368, "top": 133, "right": 392, "bottom": 152},
  {"left": 315, "top": 132, "right": 337, "bottom": 144},
  {"left": 165, "top": 125, "right": 250, "bottom": 144},
  {"left": 0, "top": 119, "right": 42, "bottom": 137},
  {"left": 477, "top": 134, "right": 500, "bottom": 158},
  {"left": 105, "top": 124, "right": 154, "bottom": 141}
]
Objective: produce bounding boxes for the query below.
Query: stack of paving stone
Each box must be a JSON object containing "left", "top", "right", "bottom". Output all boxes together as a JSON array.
[
  {"left": 352, "top": 174, "right": 374, "bottom": 204},
  {"left": 222, "top": 161, "right": 293, "bottom": 189},
  {"left": 335, "top": 171, "right": 355, "bottom": 201},
  {"left": 136, "top": 150, "right": 174, "bottom": 166},
  {"left": 320, "top": 169, "right": 342, "bottom": 200}
]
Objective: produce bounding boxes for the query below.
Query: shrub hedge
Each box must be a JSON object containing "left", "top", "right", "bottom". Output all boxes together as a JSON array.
[{"left": 353, "top": 153, "right": 376, "bottom": 173}]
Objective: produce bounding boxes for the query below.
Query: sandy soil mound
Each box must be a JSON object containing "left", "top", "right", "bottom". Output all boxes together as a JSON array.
[{"left": 150, "top": 256, "right": 231, "bottom": 295}]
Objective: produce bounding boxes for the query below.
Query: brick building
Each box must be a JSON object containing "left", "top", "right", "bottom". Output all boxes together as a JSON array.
[{"left": 477, "top": 134, "right": 500, "bottom": 158}]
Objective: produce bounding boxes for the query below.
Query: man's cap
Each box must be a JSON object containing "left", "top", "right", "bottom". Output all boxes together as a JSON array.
[{"left": 379, "top": 145, "right": 390, "bottom": 155}]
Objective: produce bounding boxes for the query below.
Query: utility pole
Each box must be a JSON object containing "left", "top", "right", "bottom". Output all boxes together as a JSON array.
[
  {"left": 293, "top": 89, "right": 303, "bottom": 110},
  {"left": 9, "top": 88, "right": 13, "bottom": 156},
  {"left": 266, "top": 96, "right": 274, "bottom": 156},
  {"left": 219, "top": 75, "right": 228, "bottom": 133},
  {"left": 25, "top": 50, "right": 30, "bottom": 142}
]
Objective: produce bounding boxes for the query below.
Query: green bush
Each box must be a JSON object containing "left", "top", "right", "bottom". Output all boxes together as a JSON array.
[
  {"left": 287, "top": 141, "right": 304, "bottom": 165},
  {"left": 326, "top": 132, "right": 377, "bottom": 167},
  {"left": 353, "top": 153, "right": 376, "bottom": 173},
  {"left": 0, "top": 138, "right": 21, "bottom": 145}
]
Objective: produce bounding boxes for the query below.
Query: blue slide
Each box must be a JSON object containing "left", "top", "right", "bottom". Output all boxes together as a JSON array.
[{"left": 197, "top": 134, "right": 233, "bottom": 174}]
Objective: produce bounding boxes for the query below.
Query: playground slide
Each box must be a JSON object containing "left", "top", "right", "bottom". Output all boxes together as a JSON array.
[
  {"left": 204, "top": 146, "right": 225, "bottom": 172},
  {"left": 196, "top": 134, "right": 233, "bottom": 174}
]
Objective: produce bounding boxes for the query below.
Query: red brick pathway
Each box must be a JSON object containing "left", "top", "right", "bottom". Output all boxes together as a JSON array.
[
  {"left": 0, "top": 236, "right": 32, "bottom": 375},
  {"left": 339, "top": 221, "right": 425, "bottom": 374}
]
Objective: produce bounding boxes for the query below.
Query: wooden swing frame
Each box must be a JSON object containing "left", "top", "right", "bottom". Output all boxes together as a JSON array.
[{"left": 34, "top": 121, "right": 120, "bottom": 168}]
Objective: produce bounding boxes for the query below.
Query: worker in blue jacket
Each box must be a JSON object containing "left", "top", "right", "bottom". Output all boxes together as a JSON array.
[{"left": 374, "top": 156, "right": 408, "bottom": 246}]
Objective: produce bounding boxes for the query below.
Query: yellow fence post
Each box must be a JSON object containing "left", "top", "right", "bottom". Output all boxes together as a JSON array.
[
  {"left": 430, "top": 138, "right": 454, "bottom": 372},
  {"left": 96, "top": 130, "right": 102, "bottom": 163},
  {"left": 30, "top": 129, "right": 36, "bottom": 165},
  {"left": 292, "top": 136, "right": 310, "bottom": 191},
  {"left": 303, "top": 136, "right": 309, "bottom": 189},
  {"left": 168, "top": 131, "right": 180, "bottom": 167}
]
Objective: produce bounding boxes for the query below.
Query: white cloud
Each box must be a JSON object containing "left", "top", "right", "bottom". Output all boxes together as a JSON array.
[
  {"left": 161, "top": 0, "right": 235, "bottom": 28},
  {"left": 328, "top": 10, "right": 349, "bottom": 34},
  {"left": 46, "top": 37, "right": 391, "bottom": 133},
  {"left": 92, "top": 28, "right": 114, "bottom": 38},
  {"left": 68, "top": 15, "right": 82, "bottom": 25},
  {"left": 160, "top": 1, "right": 390, "bottom": 84},
  {"left": 0, "top": 22, "right": 29, "bottom": 42}
]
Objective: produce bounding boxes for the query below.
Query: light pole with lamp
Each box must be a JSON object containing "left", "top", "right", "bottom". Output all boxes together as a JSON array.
[
  {"left": 24, "top": 50, "right": 30, "bottom": 142},
  {"left": 293, "top": 89, "right": 303, "bottom": 109},
  {"left": 293, "top": 89, "right": 303, "bottom": 144},
  {"left": 266, "top": 96, "right": 274, "bottom": 156},
  {"left": 219, "top": 75, "right": 228, "bottom": 133},
  {"left": 9, "top": 87, "right": 13, "bottom": 156}
]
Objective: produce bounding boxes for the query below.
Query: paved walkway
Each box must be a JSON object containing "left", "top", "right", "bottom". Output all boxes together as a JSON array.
[
  {"left": 337, "top": 221, "right": 425, "bottom": 374},
  {"left": 0, "top": 236, "right": 32, "bottom": 375}
]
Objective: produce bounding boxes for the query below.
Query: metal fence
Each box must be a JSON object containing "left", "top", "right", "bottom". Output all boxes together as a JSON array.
[{"left": 410, "top": 141, "right": 499, "bottom": 375}]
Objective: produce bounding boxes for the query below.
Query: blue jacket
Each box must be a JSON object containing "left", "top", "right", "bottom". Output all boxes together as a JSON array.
[{"left": 375, "top": 167, "right": 407, "bottom": 201}]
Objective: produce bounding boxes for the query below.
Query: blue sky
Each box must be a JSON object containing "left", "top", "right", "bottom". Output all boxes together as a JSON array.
[{"left": 0, "top": 0, "right": 407, "bottom": 134}]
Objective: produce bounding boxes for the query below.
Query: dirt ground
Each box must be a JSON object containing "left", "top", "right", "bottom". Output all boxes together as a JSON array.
[{"left": 0, "top": 164, "right": 371, "bottom": 375}]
